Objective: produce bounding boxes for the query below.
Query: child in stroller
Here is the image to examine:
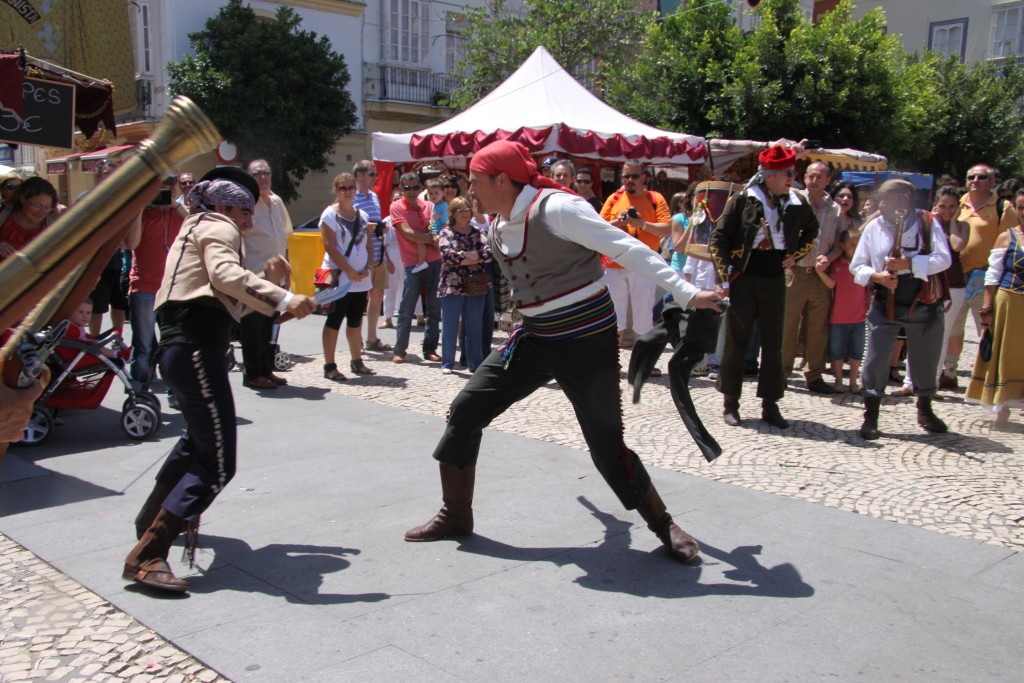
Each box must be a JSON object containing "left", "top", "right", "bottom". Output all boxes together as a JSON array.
[{"left": 18, "top": 299, "right": 162, "bottom": 446}]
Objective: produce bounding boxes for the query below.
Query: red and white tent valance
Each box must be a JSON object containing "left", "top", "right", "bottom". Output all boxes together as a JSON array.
[{"left": 373, "top": 46, "right": 707, "bottom": 165}]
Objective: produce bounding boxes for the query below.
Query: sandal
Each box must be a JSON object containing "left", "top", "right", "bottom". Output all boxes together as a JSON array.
[
  {"left": 350, "top": 359, "right": 376, "bottom": 375},
  {"left": 366, "top": 338, "right": 392, "bottom": 352},
  {"left": 323, "top": 362, "right": 347, "bottom": 382}
]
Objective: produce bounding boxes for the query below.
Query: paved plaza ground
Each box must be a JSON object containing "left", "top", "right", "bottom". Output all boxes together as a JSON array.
[{"left": 1, "top": 314, "right": 1021, "bottom": 682}]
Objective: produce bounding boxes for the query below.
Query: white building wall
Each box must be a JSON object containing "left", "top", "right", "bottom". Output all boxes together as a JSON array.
[{"left": 849, "top": 1, "right": 1010, "bottom": 65}]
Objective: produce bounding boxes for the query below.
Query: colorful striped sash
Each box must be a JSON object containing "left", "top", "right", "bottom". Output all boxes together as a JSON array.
[{"left": 498, "top": 289, "right": 616, "bottom": 367}]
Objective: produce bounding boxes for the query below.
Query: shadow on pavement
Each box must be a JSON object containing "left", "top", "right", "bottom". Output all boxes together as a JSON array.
[
  {"left": 457, "top": 496, "right": 814, "bottom": 600},
  {"left": 0, "top": 469, "right": 124, "bottom": 515},
  {"left": 185, "top": 534, "right": 391, "bottom": 605}
]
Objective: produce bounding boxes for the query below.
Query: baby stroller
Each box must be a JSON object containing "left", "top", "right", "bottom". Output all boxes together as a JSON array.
[{"left": 19, "top": 328, "right": 162, "bottom": 446}]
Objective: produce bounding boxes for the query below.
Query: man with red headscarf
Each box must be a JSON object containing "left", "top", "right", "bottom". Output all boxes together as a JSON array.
[
  {"left": 709, "top": 144, "right": 819, "bottom": 430},
  {"left": 404, "top": 140, "right": 723, "bottom": 565}
]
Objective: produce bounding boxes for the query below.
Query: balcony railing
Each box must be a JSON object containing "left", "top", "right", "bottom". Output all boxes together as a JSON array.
[{"left": 373, "top": 64, "right": 458, "bottom": 107}]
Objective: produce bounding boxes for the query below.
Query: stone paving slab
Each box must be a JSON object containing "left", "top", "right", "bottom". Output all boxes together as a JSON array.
[{"left": 282, "top": 316, "right": 1024, "bottom": 551}]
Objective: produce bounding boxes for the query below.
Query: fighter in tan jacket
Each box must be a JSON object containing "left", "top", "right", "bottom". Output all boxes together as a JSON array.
[{"left": 123, "top": 167, "right": 315, "bottom": 594}]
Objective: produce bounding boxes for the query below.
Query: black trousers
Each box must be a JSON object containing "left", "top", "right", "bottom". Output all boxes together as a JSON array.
[
  {"left": 433, "top": 326, "right": 653, "bottom": 509},
  {"left": 155, "top": 343, "right": 237, "bottom": 522},
  {"left": 240, "top": 311, "right": 275, "bottom": 380},
  {"left": 718, "top": 272, "right": 787, "bottom": 403}
]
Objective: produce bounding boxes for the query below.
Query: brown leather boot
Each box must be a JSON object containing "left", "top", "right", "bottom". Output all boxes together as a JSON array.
[
  {"left": 134, "top": 482, "right": 173, "bottom": 540},
  {"left": 123, "top": 508, "right": 188, "bottom": 593},
  {"left": 404, "top": 463, "right": 475, "bottom": 542},
  {"left": 635, "top": 487, "right": 700, "bottom": 564},
  {"left": 917, "top": 395, "right": 948, "bottom": 433}
]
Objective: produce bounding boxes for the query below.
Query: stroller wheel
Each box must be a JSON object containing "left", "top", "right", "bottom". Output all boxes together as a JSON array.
[
  {"left": 132, "top": 391, "right": 162, "bottom": 413},
  {"left": 121, "top": 402, "right": 160, "bottom": 440},
  {"left": 18, "top": 406, "right": 54, "bottom": 446},
  {"left": 274, "top": 351, "right": 294, "bottom": 371}
]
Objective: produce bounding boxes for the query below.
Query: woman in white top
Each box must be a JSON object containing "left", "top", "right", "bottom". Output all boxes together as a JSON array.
[{"left": 320, "top": 172, "right": 375, "bottom": 380}]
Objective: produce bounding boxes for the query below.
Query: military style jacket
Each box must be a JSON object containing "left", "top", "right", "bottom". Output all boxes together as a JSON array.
[{"left": 709, "top": 186, "right": 819, "bottom": 283}]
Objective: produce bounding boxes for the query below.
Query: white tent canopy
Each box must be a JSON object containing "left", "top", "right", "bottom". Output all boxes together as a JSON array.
[{"left": 371, "top": 46, "right": 706, "bottom": 165}]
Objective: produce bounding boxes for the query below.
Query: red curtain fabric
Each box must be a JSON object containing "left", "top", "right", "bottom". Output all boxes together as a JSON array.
[
  {"left": 373, "top": 161, "right": 397, "bottom": 217},
  {"left": 0, "top": 55, "right": 25, "bottom": 117},
  {"left": 410, "top": 126, "right": 553, "bottom": 159},
  {"left": 557, "top": 125, "right": 707, "bottom": 162}
]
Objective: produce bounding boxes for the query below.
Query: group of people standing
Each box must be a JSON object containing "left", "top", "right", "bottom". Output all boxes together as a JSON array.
[{"left": 702, "top": 148, "right": 1022, "bottom": 438}]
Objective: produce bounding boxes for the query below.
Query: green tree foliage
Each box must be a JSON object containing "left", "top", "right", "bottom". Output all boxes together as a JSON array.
[
  {"left": 451, "top": 0, "right": 655, "bottom": 110},
  {"left": 909, "top": 57, "right": 1024, "bottom": 180},
  {"left": 602, "top": 0, "right": 740, "bottom": 137},
  {"left": 167, "top": 1, "right": 356, "bottom": 201},
  {"left": 606, "top": 0, "right": 1024, "bottom": 178}
]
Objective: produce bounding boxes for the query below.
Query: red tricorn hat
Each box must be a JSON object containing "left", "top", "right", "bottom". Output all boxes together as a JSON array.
[{"left": 758, "top": 144, "right": 797, "bottom": 170}]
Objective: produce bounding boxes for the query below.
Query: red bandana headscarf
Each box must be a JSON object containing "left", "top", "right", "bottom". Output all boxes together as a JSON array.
[{"left": 469, "top": 140, "right": 568, "bottom": 192}]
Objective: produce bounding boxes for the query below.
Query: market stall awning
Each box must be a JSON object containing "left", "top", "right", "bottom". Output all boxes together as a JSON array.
[
  {"left": 372, "top": 46, "right": 706, "bottom": 164},
  {"left": 81, "top": 144, "right": 135, "bottom": 172},
  {"left": 708, "top": 138, "right": 887, "bottom": 174},
  {"left": 0, "top": 51, "right": 116, "bottom": 141},
  {"left": 45, "top": 151, "right": 86, "bottom": 175}
]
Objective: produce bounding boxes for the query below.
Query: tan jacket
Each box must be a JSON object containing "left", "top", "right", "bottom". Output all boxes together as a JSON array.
[{"left": 155, "top": 211, "right": 286, "bottom": 321}]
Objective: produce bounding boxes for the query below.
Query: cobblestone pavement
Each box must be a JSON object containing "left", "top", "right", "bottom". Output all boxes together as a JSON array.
[
  {"left": 0, "top": 534, "right": 228, "bottom": 683},
  {"left": 289, "top": 325, "right": 1024, "bottom": 552}
]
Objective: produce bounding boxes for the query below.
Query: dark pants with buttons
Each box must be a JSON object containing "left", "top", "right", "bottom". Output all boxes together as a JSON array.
[
  {"left": 432, "top": 326, "right": 653, "bottom": 509},
  {"left": 154, "top": 343, "right": 237, "bottom": 522}
]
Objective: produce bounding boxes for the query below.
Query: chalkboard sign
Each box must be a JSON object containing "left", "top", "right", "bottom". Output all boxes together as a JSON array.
[{"left": 0, "top": 77, "right": 76, "bottom": 149}]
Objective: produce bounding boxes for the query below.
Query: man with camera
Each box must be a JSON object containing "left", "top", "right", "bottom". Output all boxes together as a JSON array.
[
  {"left": 353, "top": 160, "right": 394, "bottom": 353},
  {"left": 125, "top": 176, "right": 187, "bottom": 392},
  {"left": 239, "top": 159, "right": 293, "bottom": 391},
  {"left": 600, "top": 161, "right": 672, "bottom": 343}
]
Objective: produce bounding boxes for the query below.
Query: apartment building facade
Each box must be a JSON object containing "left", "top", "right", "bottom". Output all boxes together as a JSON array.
[
  {"left": 815, "top": 0, "right": 1024, "bottom": 66},
  {"left": 20, "top": 0, "right": 499, "bottom": 215}
]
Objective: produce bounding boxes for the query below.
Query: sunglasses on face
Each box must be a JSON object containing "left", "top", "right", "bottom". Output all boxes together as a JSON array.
[
  {"left": 336, "top": 185, "right": 356, "bottom": 191},
  {"left": 622, "top": 173, "right": 643, "bottom": 180},
  {"left": 251, "top": 170, "right": 271, "bottom": 177},
  {"left": 967, "top": 174, "right": 989, "bottom": 181},
  {"left": 402, "top": 185, "right": 421, "bottom": 191}
]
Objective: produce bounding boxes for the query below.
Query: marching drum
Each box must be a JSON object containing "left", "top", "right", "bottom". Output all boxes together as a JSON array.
[{"left": 685, "top": 181, "right": 743, "bottom": 261}]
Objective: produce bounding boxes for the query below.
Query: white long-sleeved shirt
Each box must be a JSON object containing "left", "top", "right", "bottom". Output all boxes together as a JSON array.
[
  {"left": 493, "top": 186, "right": 699, "bottom": 314},
  {"left": 850, "top": 210, "right": 951, "bottom": 287}
]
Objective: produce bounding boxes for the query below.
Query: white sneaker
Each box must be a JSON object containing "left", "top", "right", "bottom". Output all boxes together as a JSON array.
[
  {"left": 441, "top": 367, "right": 453, "bottom": 375},
  {"left": 411, "top": 262, "right": 429, "bottom": 273}
]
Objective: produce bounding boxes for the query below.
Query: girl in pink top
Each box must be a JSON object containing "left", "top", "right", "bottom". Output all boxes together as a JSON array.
[{"left": 817, "top": 230, "right": 869, "bottom": 393}]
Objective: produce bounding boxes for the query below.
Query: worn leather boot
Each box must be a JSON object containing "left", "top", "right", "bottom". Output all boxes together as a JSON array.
[
  {"left": 761, "top": 401, "right": 790, "bottom": 429},
  {"left": 860, "top": 396, "right": 882, "bottom": 440},
  {"left": 134, "top": 482, "right": 173, "bottom": 540},
  {"left": 405, "top": 463, "right": 475, "bottom": 542},
  {"left": 917, "top": 396, "right": 948, "bottom": 433},
  {"left": 123, "top": 508, "right": 188, "bottom": 593},
  {"left": 635, "top": 487, "right": 700, "bottom": 564},
  {"left": 722, "top": 397, "right": 741, "bottom": 427}
]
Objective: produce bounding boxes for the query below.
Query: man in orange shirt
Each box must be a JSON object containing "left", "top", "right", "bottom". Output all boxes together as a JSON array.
[
  {"left": 600, "top": 161, "right": 672, "bottom": 342},
  {"left": 941, "top": 164, "right": 1017, "bottom": 389}
]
